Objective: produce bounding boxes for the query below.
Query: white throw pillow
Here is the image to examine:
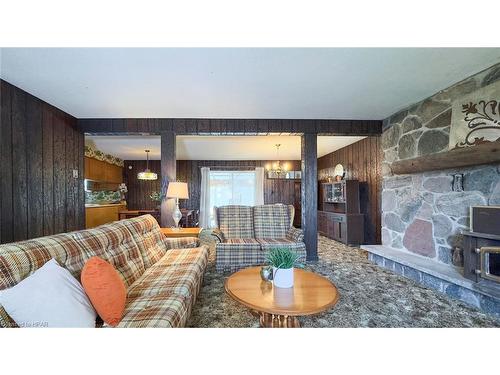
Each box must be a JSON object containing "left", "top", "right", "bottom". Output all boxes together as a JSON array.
[{"left": 0, "top": 258, "right": 97, "bottom": 328}]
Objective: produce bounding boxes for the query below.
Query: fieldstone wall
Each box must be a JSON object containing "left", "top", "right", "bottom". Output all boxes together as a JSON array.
[{"left": 381, "top": 62, "right": 500, "bottom": 266}]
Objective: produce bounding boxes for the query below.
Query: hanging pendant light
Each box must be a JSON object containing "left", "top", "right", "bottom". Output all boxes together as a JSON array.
[{"left": 137, "top": 150, "right": 158, "bottom": 180}]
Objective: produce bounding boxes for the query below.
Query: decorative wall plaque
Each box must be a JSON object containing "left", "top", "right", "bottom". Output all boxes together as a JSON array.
[{"left": 449, "top": 82, "right": 500, "bottom": 150}]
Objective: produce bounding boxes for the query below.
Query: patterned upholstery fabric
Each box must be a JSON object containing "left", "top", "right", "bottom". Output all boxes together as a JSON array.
[
  {"left": 119, "top": 214, "right": 167, "bottom": 269},
  {"left": 128, "top": 247, "right": 208, "bottom": 299},
  {"left": 116, "top": 294, "right": 190, "bottom": 328},
  {"left": 256, "top": 239, "right": 307, "bottom": 263},
  {"left": 215, "top": 206, "right": 255, "bottom": 239},
  {"left": 70, "top": 221, "right": 146, "bottom": 288},
  {"left": 0, "top": 215, "right": 208, "bottom": 328},
  {"left": 164, "top": 237, "right": 200, "bottom": 252},
  {"left": 215, "top": 239, "right": 264, "bottom": 273},
  {"left": 253, "top": 204, "right": 291, "bottom": 239},
  {"left": 214, "top": 204, "right": 305, "bottom": 272},
  {"left": 121, "top": 247, "right": 209, "bottom": 328},
  {"left": 286, "top": 227, "right": 304, "bottom": 242},
  {"left": 211, "top": 228, "right": 225, "bottom": 243}
]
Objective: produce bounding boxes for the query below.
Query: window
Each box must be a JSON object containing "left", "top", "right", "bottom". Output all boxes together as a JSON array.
[{"left": 208, "top": 171, "right": 256, "bottom": 225}]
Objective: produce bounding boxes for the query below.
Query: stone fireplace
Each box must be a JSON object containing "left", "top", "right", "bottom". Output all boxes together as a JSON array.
[
  {"left": 363, "top": 62, "right": 500, "bottom": 315},
  {"left": 381, "top": 164, "right": 500, "bottom": 266}
]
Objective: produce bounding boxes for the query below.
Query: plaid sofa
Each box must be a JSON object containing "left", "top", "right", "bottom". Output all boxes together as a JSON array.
[
  {"left": 213, "top": 204, "right": 306, "bottom": 272},
  {"left": 0, "top": 215, "right": 208, "bottom": 328}
]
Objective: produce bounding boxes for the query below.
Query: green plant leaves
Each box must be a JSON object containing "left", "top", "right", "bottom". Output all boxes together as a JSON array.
[{"left": 265, "top": 247, "right": 302, "bottom": 269}]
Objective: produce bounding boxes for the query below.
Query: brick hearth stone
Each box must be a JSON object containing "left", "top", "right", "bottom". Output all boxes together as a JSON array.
[{"left": 362, "top": 245, "right": 500, "bottom": 316}]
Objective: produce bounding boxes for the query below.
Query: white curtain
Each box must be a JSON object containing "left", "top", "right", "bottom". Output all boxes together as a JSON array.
[
  {"left": 254, "top": 167, "right": 265, "bottom": 206},
  {"left": 199, "top": 167, "right": 211, "bottom": 228}
]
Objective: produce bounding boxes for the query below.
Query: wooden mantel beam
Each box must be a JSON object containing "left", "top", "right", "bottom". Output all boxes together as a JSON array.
[{"left": 390, "top": 141, "right": 500, "bottom": 175}]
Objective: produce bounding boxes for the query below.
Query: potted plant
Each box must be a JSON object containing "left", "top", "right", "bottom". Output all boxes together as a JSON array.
[
  {"left": 265, "top": 247, "right": 303, "bottom": 288},
  {"left": 149, "top": 191, "right": 165, "bottom": 210}
]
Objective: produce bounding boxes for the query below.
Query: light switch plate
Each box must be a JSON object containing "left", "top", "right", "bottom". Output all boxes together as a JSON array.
[{"left": 73, "top": 169, "right": 78, "bottom": 179}]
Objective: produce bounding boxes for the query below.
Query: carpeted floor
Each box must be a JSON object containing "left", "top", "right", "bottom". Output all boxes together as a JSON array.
[{"left": 187, "top": 231, "right": 500, "bottom": 327}]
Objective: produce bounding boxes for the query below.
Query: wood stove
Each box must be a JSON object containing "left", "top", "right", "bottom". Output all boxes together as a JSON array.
[{"left": 463, "top": 231, "right": 500, "bottom": 284}]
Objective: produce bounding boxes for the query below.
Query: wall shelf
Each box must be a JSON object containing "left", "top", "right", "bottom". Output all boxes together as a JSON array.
[{"left": 390, "top": 142, "right": 500, "bottom": 175}]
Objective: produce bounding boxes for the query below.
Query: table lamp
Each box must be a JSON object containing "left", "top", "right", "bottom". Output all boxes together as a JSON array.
[{"left": 166, "top": 182, "right": 189, "bottom": 229}]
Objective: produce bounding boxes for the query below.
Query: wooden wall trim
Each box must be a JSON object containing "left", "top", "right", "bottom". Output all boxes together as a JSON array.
[{"left": 78, "top": 118, "right": 382, "bottom": 136}]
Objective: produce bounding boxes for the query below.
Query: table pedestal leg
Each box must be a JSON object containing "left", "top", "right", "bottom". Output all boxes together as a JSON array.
[{"left": 259, "top": 312, "right": 300, "bottom": 328}]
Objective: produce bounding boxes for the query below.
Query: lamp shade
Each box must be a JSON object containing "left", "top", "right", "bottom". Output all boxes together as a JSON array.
[{"left": 166, "top": 182, "right": 189, "bottom": 199}]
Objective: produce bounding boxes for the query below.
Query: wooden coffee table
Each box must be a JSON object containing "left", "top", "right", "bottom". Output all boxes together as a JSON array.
[
  {"left": 225, "top": 267, "right": 339, "bottom": 328},
  {"left": 160, "top": 227, "right": 202, "bottom": 238}
]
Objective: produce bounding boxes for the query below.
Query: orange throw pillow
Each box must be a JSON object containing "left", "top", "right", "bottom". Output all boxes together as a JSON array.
[{"left": 81, "top": 257, "right": 126, "bottom": 327}]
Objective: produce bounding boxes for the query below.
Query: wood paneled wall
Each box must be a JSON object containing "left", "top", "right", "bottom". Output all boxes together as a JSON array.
[
  {"left": 123, "top": 160, "right": 162, "bottom": 210},
  {"left": 0, "top": 80, "right": 84, "bottom": 244},
  {"left": 123, "top": 159, "right": 301, "bottom": 215},
  {"left": 317, "top": 136, "right": 382, "bottom": 244}
]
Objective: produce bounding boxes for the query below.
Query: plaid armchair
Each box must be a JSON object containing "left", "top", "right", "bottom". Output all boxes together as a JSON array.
[{"left": 213, "top": 204, "right": 306, "bottom": 273}]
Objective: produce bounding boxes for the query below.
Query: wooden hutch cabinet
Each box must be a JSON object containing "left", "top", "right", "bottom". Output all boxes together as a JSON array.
[{"left": 318, "top": 180, "right": 364, "bottom": 245}]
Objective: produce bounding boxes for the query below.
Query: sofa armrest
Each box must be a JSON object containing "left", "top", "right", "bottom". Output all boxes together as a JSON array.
[
  {"left": 164, "top": 237, "right": 200, "bottom": 250},
  {"left": 211, "top": 228, "right": 225, "bottom": 243},
  {"left": 286, "top": 227, "right": 304, "bottom": 242}
]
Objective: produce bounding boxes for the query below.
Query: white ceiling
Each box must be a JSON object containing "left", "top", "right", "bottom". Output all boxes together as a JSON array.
[
  {"left": 1, "top": 48, "right": 500, "bottom": 120},
  {"left": 85, "top": 135, "right": 366, "bottom": 160}
]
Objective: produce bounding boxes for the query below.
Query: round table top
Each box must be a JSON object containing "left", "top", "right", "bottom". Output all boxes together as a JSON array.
[{"left": 225, "top": 267, "right": 339, "bottom": 316}]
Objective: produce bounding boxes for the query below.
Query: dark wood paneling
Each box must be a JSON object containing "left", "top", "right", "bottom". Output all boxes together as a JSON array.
[
  {"left": 11, "top": 85, "right": 28, "bottom": 241},
  {"left": 78, "top": 118, "right": 382, "bottom": 136},
  {"left": 318, "top": 136, "right": 382, "bottom": 244},
  {"left": 161, "top": 132, "right": 176, "bottom": 227},
  {"left": 26, "top": 96, "right": 43, "bottom": 238},
  {"left": 42, "top": 105, "right": 54, "bottom": 236},
  {"left": 77, "top": 131, "right": 86, "bottom": 230},
  {"left": 123, "top": 160, "right": 162, "bottom": 211},
  {"left": 1, "top": 81, "right": 13, "bottom": 243},
  {"left": 301, "top": 134, "right": 318, "bottom": 261},
  {"left": 0, "top": 79, "right": 84, "bottom": 244},
  {"left": 65, "top": 116, "right": 76, "bottom": 231},
  {"left": 124, "top": 159, "right": 302, "bottom": 225},
  {"left": 53, "top": 111, "right": 67, "bottom": 234}
]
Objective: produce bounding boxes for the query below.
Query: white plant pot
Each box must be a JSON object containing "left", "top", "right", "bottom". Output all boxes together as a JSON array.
[{"left": 273, "top": 267, "right": 294, "bottom": 288}]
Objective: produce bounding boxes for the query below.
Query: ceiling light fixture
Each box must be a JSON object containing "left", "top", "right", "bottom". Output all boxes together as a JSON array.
[
  {"left": 266, "top": 144, "right": 288, "bottom": 176},
  {"left": 137, "top": 150, "right": 158, "bottom": 180}
]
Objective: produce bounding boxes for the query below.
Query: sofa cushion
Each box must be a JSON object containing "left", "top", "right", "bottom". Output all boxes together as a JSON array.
[
  {"left": 116, "top": 293, "right": 190, "bottom": 328},
  {"left": 0, "top": 259, "right": 97, "bottom": 328},
  {"left": 81, "top": 257, "right": 127, "bottom": 327},
  {"left": 257, "top": 238, "right": 307, "bottom": 263},
  {"left": 216, "top": 206, "right": 254, "bottom": 239},
  {"left": 117, "top": 247, "right": 209, "bottom": 328},
  {"left": 253, "top": 205, "right": 291, "bottom": 239},
  {"left": 127, "top": 247, "right": 209, "bottom": 299},
  {"left": 70, "top": 222, "right": 146, "bottom": 288},
  {"left": 0, "top": 231, "right": 111, "bottom": 327},
  {"left": 215, "top": 239, "right": 264, "bottom": 272},
  {"left": 119, "top": 215, "right": 168, "bottom": 269}
]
